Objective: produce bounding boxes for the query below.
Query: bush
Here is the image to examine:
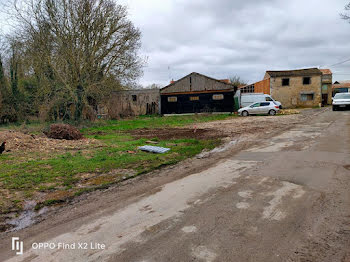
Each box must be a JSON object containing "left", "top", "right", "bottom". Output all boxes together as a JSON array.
[{"left": 45, "top": 124, "right": 83, "bottom": 140}]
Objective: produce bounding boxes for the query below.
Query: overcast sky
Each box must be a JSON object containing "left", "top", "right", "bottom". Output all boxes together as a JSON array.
[
  {"left": 1, "top": 0, "right": 350, "bottom": 87},
  {"left": 118, "top": 0, "right": 350, "bottom": 87}
]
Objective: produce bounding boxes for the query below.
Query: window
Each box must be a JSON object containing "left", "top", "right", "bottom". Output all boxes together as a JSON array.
[
  {"left": 265, "top": 96, "right": 273, "bottom": 101},
  {"left": 240, "top": 84, "right": 254, "bottom": 93},
  {"left": 212, "top": 94, "right": 224, "bottom": 100},
  {"left": 167, "top": 96, "right": 177, "bottom": 102},
  {"left": 282, "top": 78, "right": 290, "bottom": 86},
  {"left": 250, "top": 103, "right": 261, "bottom": 108},
  {"left": 303, "top": 77, "right": 311, "bottom": 85},
  {"left": 132, "top": 95, "right": 137, "bottom": 101},
  {"left": 260, "top": 102, "right": 270, "bottom": 107},
  {"left": 300, "top": 93, "right": 314, "bottom": 101},
  {"left": 189, "top": 96, "right": 199, "bottom": 101}
]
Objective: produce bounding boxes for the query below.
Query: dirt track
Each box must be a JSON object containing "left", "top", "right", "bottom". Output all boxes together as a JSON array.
[{"left": 1, "top": 108, "right": 350, "bottom": 262}]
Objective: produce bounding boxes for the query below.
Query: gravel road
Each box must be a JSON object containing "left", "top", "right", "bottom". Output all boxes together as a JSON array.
[{"left": 1, "top": 108, "right": 349, "bottom": 262}]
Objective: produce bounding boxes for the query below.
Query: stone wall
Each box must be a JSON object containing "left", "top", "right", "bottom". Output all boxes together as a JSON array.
[
  {"left": 270, "top": 76, "right": 321, "bottom": 108},
  {"left": 106, "top": 89, "right": 160, "bottom": 118}
]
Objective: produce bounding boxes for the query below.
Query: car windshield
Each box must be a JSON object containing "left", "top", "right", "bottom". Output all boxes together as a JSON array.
[{"left": 334, "top": 93, "right": 350, "bottom": 99}]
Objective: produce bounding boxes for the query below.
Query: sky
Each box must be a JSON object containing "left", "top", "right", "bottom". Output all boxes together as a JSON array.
[
  {"left": 1, "top": 0, "right": 350, "bottom": 87},
  {"left": 118, "top": 0, "right": 350, "bottom": 87}
]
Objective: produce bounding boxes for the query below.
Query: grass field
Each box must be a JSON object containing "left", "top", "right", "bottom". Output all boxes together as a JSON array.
[{"left": 0, "top": 114, "right": 235, "bottom": 215}]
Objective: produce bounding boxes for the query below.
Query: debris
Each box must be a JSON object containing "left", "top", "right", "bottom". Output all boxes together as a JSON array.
[
  {"left": 126, "top": 150, "right": 136, "bottom": 154},
  {"left": 45, "top": 124, "right": 83, "bottom": 140},
  {"left": 146, "top": 140, "right": 159, "bottom": 144},
  {"left": 138, "top": 145, "right": 170, "bottom": 154}
]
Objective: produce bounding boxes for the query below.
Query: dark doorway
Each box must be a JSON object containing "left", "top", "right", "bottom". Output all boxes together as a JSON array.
[{"left": 322, "top": 94, "right": 328, "bottom": 106}]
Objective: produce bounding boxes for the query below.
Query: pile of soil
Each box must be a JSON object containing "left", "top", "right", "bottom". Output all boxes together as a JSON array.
[
  {"left": 0, "top": 130, "right": 101, "bottom": 155},
  {"left": 131, "top": 128, "right": 225, "bottom": 140},
  {"left": 45, "top": 124, "right": 83, "bottom": 140}
]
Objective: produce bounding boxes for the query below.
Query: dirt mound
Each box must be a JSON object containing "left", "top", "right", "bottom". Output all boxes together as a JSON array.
[
  {"left": 46, "top": 124, "right": 83, "bottom": 140},
  {"left": 131, "top": 128, "right": 225, "bottom": 140},
  {"left": 0, "top": 130, "right": 100, "bottom": 155}
]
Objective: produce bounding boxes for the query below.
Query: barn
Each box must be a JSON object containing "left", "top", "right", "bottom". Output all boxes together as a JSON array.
[{"left": 160, "top": 72, "right": 237, "bottom": 114}]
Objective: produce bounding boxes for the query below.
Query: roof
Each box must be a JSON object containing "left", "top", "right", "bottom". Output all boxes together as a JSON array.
[
  {"left": 333, "top": 81, "right": 350, "bottom": 89},
  {"left": 161, "top": 72, "right": 237, "bottom": 91},
  {"left": 320, "top": 69, "right": 332, "bottom": 75},
  {"left": 219, "top": 79, "right": 230, "bottom": 84},
  {"left": 265, "top": 68, "right": 322, "bottom": 78}
]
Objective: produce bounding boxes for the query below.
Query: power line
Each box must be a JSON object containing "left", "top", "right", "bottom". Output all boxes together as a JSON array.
[{"left": 326, "top": 58, "right": 350, "bottom": 67}]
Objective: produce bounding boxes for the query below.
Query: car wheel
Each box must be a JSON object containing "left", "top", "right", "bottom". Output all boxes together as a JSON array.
[
  {"left": 332, "top": 106, "right": 336, "bottom": 111},
  {"left": 242, "top": 111, "right": 249, "bottom": 117},
  {"left": 279, "top": 105, "right": 283, "bottom": 109},
  {"left": 268, "top": 110, "right": 276, "bottom": 116}
]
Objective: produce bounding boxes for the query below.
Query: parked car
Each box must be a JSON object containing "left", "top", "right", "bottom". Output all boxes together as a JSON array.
[
  {"left": 238, "top": 101, "right": 280, "bottom": 116},
  {"left": 241, "top": 93, "right": 282, "bottom": 109},
  {"left": 332, "top": 92, "right": 350, "bottom": 111}
]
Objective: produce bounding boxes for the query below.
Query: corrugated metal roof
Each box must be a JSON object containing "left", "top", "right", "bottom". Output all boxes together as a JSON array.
[{"left": 161, "top": 72, "right": 236, "bottom": 92}]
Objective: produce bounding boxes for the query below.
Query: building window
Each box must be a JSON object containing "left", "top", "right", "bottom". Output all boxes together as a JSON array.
[
  {"left": 322, "top": 84, "right": 328, "bottom": 92},
  {"left": 212, "top": 94, "right": 224, "bottom": 100},
  {"left": 132, "top": 95, "right": 137, "bottom": 101},
  {"left": 240, "top": 84, "right": 254, "bottom": 93},
  {"left": 189, "top": 96, "right": 199, "bottom": 101},
  {"left": 303, "top": 77, "right": 311, "bottom": 85},
  {"left": 300, "top": 93, "right": 314, "bottom": 101},
  {"left": 167, "top": 96, "right": 177, "bottom": 102},
  {"left": 282, "top": 78, "right": 290, "bottom": 86}
]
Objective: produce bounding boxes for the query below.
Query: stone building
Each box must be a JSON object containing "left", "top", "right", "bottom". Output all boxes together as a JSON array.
[
  {"left": 106, "top": 89, "right": 160, "bottom": 118},
  {"left": 320, "top": 69, "right": 333, "bottom": 105},
  {"left": 264, "top": 68, "right": 325, "bottom": 108}
]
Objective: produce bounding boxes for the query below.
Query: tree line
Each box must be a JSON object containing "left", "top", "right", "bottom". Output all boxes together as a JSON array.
[{"left": 0, "top": 0, "right": 143, "bottom": 124}]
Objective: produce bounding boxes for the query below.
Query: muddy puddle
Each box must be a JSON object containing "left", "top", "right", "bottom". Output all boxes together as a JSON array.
[{"left": 5, "top": 201, "right": 49, "bottom": 232}]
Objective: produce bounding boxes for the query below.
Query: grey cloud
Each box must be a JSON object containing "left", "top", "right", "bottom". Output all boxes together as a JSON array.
[{"left": 124, "top": 0, "right": 350, "bottom": 86}]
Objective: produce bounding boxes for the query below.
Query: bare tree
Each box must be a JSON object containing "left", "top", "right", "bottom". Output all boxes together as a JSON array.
[
  {"left": 341, "top": 3, "right": 350, "bottom": 20},
  {"left": 229, "top": 75, "right": 247, "bottom": 87},
  {"left": 10, "top": 0, "right": 144, "bottom": 121}
]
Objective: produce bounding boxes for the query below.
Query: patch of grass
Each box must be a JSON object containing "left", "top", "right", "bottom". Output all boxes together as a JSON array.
[
  {"left": 34, "top": 199, "right": 66, "bottom": 211},
  {"left": 81, "top": 114, "right": 236, "bottom": 135},
  {"left": 0, "top": 114, "right": 227, "bottom": 213}
]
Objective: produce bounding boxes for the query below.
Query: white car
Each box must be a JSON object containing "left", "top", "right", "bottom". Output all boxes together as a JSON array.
[
  {"left": 241, "top": 93, "right": 282, "bottom": 109},
  {"left": 332, "top": 92, "right": 350, "bottom": 111},
  {"left": 238, "top": 101, "right": 280, "bottom": 116}
]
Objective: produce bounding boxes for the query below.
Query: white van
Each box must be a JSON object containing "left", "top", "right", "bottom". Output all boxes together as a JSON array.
[{"left": 241, "top": 93, "right": 282, "bottom": 108}]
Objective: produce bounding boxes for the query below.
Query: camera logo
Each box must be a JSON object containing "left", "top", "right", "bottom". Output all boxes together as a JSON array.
[{"left": 11, "top": 237, "right": 23, "bottom": 255}]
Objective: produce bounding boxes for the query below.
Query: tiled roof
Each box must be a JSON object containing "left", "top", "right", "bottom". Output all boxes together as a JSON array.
[
  {"left": 320, "top": 69, "right": 332, "bottom": 75},
  {"left": 333, "top": 81, "right": 350, "bottom": 89},
  {"left": 266, "top": 68, "right": 322, "bottom": 77}
]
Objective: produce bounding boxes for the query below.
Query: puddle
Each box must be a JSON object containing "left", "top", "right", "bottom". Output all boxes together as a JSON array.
[
  {"left": 197, "top": 140, "right": 238, "bottom": 158},
  {"left": 6, "top": 201, "right": 49, "bottom": 232}
]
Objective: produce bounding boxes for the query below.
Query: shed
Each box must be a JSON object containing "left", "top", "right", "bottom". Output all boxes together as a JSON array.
[
  {"left": 160, "top": 72, "right": 237, "bottom": 114},
  {"left": 107, "top": 89, "right": 160, "bottom": 118}
]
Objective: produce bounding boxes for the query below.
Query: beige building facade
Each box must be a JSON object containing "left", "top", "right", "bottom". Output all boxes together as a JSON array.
[{"left": 264, "top": 68, "right": 326, "bottom": 108}]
